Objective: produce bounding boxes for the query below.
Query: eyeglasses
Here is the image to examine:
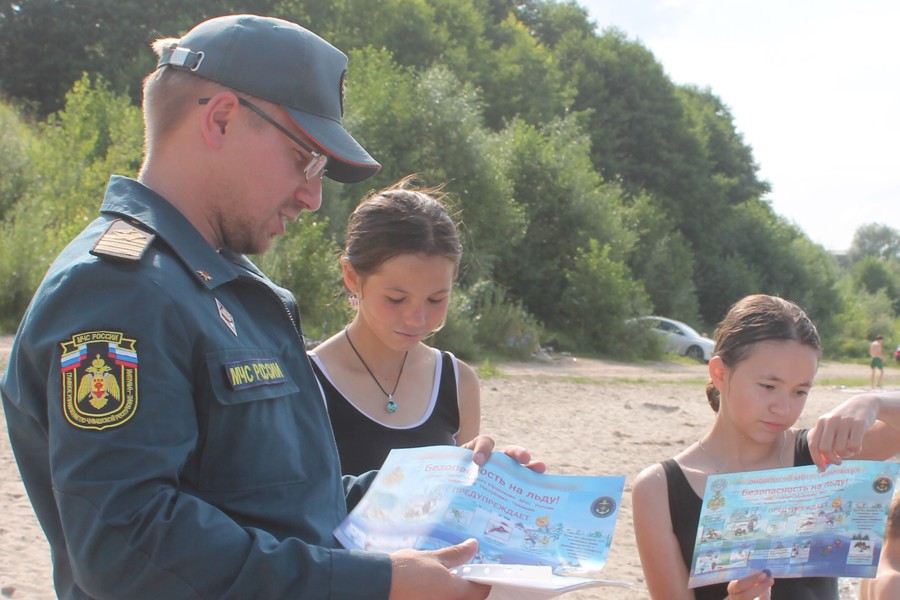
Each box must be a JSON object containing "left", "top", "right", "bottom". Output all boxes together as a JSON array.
[{"left": 198, "top": 97, "right": 328, "bottom": 181}]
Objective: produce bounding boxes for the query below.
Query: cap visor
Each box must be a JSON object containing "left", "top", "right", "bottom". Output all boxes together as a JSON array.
[{"left": 284, "top": 108, "right": 380, "bottom": 183}]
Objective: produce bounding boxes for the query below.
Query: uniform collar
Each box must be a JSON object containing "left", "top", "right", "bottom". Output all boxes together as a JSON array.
[{"left": 100, "top": 176, "right": 246, "bottom": 289}]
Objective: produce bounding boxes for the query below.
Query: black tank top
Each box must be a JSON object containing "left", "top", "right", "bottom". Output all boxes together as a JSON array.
[
  {"left": 661, "top": 429, "right": 838, "bottom": 599},
  {"left": 310, "top": 349, "right": 461, "bottom": 476}
]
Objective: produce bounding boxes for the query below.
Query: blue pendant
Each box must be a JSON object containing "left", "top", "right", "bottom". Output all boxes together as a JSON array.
[{"left": 386, "top": 399, "right": 398, "bottom": 413}]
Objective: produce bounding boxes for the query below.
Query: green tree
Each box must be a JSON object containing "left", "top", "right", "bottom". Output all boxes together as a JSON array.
[
  {"left": 309, "top": 0, "right": 446, "bottom": 70},
  {"left": 314, "top": 46, "right": 422, "bottom": 231},
  {"left": 0, "top": 202, "right": 48, "bottom": 330},
  {"left": 0, "top": 0, "right": 302, "bottom": 116},
  {"left": 677, "top": 86, "right": 769, "bottom": 206},
  {"left": 27, "top": 74, "right": 143, "bottom": 241},
  {"left": 0, "top": 100, "right": 40, "bottom": 328},
  {"left": 851, "top": 255, "right": 900, "bottom": 313},
  {"left": 0, "top": 74, "right": 143, "bottom": 326},
  {"left": 848, "top": 223, "right": 900, "bottom": 263},
  {"left": 323, "top": 49, "right": 526, "bottom": 281},
  {"left": 526, "top": 0, "right": 596, "bottom": 47},
  {"left": 407, "top": 65, "right": 525, "bottom": 280},
  {"left": 0, "top": 101, "right": 33, "bottom": 220},
  {"left": 696, "top": 199, "right": 838, "bottom": 326},
  {"left": 559, "top": 239, "right": 651, "bottom": 355},
  {"left": 492, "top": 116, "right": 632, "bottom": 329},
  {"left": 783, "top": 235, "right": 842, "bottom": 341},
  {"left": 553, "top": 29, "right": 707, "bottom": 209},
  {"left": 858, "top": 290, "right": 896, "bottom": 347},
  {"left": 621, "top": 193, "right": 700, "bottom": 323},
  {"left": 478, "top": 14, "right": 573, "bottom": 129},
  {"left": 255, "top": 215, "right": 348, "bottom": 343}
]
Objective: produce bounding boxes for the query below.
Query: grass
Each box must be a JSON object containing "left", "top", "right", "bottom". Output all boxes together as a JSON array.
[
  {"left": 815, "top": 376, "right": 877, "bottom": 388},
  {"left": 476, "top": 358, "right": 502, "bottom": 379},
  {"left": 477, "top": 353, "right": 900, "bottom": 390}
]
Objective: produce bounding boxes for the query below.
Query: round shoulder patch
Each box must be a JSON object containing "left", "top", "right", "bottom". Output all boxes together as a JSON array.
[{"left": 60, "top": 331, "right": 139, "bottom": 430}]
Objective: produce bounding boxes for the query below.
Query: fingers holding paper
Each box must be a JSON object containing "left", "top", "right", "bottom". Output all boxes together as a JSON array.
[
  {"left": 389, "top": 538, "right": 490, "bottom": 600},
  {"left": 807, "top": 391, "right": 900, "bottom": 471},
  {"left": 462, "top": 435, "right": 547, "bottom": 474},
  {"left": 726, "top": 569, "right": 774, "bottom": 599}
]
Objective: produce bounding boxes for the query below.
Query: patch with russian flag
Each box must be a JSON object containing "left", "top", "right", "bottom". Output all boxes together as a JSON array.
[{"left": 60, "top": 330, "right": 139, "bottom": 430}]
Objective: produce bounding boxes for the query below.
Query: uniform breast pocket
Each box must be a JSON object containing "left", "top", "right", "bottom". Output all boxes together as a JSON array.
[{"left": 199, "top": 349, "right": 306, "bottom": 491}]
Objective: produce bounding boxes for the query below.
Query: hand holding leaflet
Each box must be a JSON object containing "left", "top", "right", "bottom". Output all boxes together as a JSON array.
[
  {"left": 689, "top": 460, "right": 899, "bottom": 588},
  {"left": 334, "top": 445, "right": 632, "bottom": 596}
]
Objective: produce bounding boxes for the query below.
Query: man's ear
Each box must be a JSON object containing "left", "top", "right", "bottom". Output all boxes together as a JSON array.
[{"left": 198, "top": 93, "right": 240, "bottom": 148}]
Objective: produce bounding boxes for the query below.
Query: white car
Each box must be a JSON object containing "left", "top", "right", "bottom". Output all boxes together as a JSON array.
[{"left": 633, "top": 316, "right": 715, "bottom": 362}]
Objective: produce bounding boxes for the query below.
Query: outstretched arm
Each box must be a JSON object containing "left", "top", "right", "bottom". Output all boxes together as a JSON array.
[{"left": 808, "top": 391, "right": 900, "bottom": 470}]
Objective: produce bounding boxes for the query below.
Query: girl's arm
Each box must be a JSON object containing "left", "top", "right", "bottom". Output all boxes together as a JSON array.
[
  {"left": 808, "top": 391, "right": 900, "bottom": 469},
  {"left": 455, "top": 359, "right": 481, "bottom": 446},
  {"left": 455, "top": 360, "right": 546, "bottom": 473},
  {"left": 633, "top": 464, "right": 775, "bottom": 600},
  {"left": 632, "top": 463, "right": 697, "bottom": 600}
]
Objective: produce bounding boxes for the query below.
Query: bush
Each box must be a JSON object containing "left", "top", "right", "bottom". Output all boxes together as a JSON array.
[
  {"left": 468, "top": 280, "right": 543, "bottom": 359},
  {"left": 0, "top": 101, "right": 32, "bottom": 221},
  {"left": 0, "top": 75, "right": 143, "bottom": 331},
  {"left": 0, "top": 203, "right": 53, "bottom": 331},
  {"left": 429, "top": 288, "right": 480, "bottom": 361},
  {"left": 255, "top": 214, "right": 348, "bottom": 344},
  {"left": 0, "top": 101, "right": 41, "bottom": 331},
  {"left": 560, "top": 239, "right": 651, "bottom": 357},
  {"left": 622, "top": 319, "right": 667, "bottom": 362},
  {"left": 430, "top": 279, "right": 543, "bottom": 361}
]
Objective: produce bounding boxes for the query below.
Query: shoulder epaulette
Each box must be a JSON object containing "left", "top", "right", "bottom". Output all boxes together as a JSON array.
[{"left": 91, "top": 219, "right": 156, "bottom": 262}]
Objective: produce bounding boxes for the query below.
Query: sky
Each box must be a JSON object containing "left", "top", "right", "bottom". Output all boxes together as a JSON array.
[{"left": 576, "top": 0, "right": 899, "bottom": 253}]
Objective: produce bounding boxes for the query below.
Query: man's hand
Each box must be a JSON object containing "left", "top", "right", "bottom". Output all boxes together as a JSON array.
[
  {"left": 463, "top": 435, "right": 547, "bottom": 473},
  {"left": 388, "top": 539, "right": 490, "bottom": 599}
]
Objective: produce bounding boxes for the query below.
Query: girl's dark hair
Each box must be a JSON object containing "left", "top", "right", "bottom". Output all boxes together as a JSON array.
[
  {"left": 706, "top": 294, "right": 822, "bottom": 412},
  {"left": 343, "top": 175, "right": 462, "bottom": 278}
]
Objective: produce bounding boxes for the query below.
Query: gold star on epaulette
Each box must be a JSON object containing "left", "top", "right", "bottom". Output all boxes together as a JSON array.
[{"left": 91, "top": 220, "right": 155, "bottom": 262}]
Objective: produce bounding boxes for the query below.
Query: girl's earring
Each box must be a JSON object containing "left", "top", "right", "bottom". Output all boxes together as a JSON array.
[{"left": 349, "top": 293, "right": 359, "bottom": 309}]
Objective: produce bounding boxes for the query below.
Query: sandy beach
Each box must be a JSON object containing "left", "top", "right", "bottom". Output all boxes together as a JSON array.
[{"left": 1, "top": 333, "right": 894, "bottom": 599}]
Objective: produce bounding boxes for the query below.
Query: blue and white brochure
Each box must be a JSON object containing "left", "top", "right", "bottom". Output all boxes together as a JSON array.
[
  {"left": 689, "top": 460, "right": 899, "bottom": 588},
  {"left": 334, "top": 445, "right": 629, "bottom": 592}
]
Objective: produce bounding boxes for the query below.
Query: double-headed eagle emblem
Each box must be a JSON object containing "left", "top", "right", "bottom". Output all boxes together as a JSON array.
[{"left": 77, "top": 354, "right": 121, "bottom": 410}]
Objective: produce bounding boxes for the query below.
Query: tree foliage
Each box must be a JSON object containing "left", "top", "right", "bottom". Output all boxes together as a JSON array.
[
  {"left": 0, "top": 74, "right": 142, "bottom": 327},
  {"left": 848, "top": 223, "right": 900, "bottom": 263},
  {"left": 621, "top": 193, "right": 700, "bottom": 324},
  {"left": 491, "top": 116, "right": 629, "bottom": 330},
  {"left": 0, "top": 102, "right": 32, "bottom": 221},
  {"left": 255, "top": 216, "right": 347, "bottom": 343},
  {"left": 0, "top": 0, "right": 896, "bottom": 358},
  {"left": 560, "top": 239, "right": 651, "bottom": 355},
  {"left": 0, "top": 0, "right": 293, "bottom": 116}
]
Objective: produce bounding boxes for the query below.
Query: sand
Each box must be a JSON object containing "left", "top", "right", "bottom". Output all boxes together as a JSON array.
[{"left": 1, "top": 334, "right": 894, "bottom": 599}]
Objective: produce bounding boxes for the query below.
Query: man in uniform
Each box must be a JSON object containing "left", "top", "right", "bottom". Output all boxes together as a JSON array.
[{"left": 1, "top": 14, "right": 541, "bottom": 600}]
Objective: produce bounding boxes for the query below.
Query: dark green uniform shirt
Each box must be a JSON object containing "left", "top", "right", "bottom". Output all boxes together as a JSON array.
[{"left": 1, "top": 176, "right": 391, "bottom": 599}]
